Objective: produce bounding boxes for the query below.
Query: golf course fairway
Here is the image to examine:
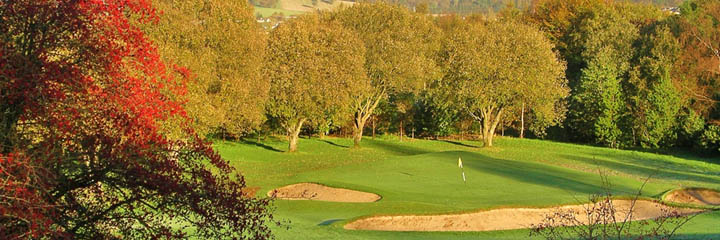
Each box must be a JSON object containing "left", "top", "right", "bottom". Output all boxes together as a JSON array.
[{"left": 216, "top": 136, "right": 720, "bottom": 239}]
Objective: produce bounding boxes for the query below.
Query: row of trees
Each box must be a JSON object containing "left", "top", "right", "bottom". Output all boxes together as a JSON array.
[
  {"left": 390, "top": 0, "right": 682, "bottom": 15},
  {"left": 147, "top": 0, "right": 719, "bottom": 154},
  {"left": 262, "top": 3, "right": 567, "bottom": 151},
  {"left": 525, "top": 0, "right": 720, "bottom": 152}
]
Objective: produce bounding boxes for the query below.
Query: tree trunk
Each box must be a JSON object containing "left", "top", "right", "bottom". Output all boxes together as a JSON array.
[
  {"left": 400, "top": 120, "right": 404, "bottom": 141},
  {"left": 480, "top": 107, "right": 504, "bottom": 148},
  {"left": 353, "top": 127, "right": 363, "bottom": 147},
  {"left": 287, "top": 119, "right": 305, "bottom": 152},
  {"left": 353, "top": 116, "right": 366, "bottom": 148},
  {"left": 520, "top": 103, "right": 525, "bottom": 139},
  {"left": 372, "top": 115, "right": 376, "bottom": 139},
  {"left": 353, "top": 90, "right": 384, "bottom": 148}
]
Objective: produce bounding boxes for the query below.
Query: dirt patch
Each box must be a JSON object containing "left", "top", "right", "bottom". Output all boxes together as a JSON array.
[
  {"left": 344, "top": 200, "right": 702, "bottom": 232},
  {"left": 664, "top": 188, "right": 720, "bottom": 206},
  {"left": 268, "top": 183, "right": 380, "bottom": 203},
  {"left": 242, "top": 186, "right": 260, "bottom": 197}
]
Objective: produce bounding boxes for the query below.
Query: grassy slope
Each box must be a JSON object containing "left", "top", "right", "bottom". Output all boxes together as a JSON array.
[
  {"left": 253, "top": 0, "right": 355, "bottom": 17},
  {"left": 215, "top": 136, "right": 720, "bottom": 239},
  {"left": 254, "top": 6, "right": 305, "bottom": 18}
]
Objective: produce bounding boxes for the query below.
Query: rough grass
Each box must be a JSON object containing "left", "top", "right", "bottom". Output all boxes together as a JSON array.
[{"left": 215, "top": 136, "right": 720, "bottom": 239}]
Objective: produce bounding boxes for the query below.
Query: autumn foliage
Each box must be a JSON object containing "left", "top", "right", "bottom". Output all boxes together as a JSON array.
[{"left": 0, "top": 0, "right": 272, "bottom": 238}]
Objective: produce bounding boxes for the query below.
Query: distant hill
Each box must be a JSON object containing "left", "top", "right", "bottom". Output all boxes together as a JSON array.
[
  {"left": 253, "top": 0, "right": 684, "bottom": 17},
  {"left": 253, "top": 0, "right": 355, "bottom": 18}
]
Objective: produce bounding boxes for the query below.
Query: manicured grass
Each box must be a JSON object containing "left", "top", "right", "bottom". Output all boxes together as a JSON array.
[
  {"left": 215, "top": 136, "right": 720, "bottom": 239},
  {"left": 254, "top": 6, "right": 305, "bottom": 18}
]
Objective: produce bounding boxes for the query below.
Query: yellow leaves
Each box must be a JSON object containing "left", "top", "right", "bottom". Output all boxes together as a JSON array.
[
  {"left": 442, "top": 18, "right": 568, "bottom": 129},
  {"left": 144, "top": 0, "right": 268, "bottom": 137},
  {"left": 265, "top": 14, "right": 367, "bottom": 127}
]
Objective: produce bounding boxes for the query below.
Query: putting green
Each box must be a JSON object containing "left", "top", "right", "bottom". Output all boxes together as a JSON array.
[{"left": 216, "top": 136, "right": 720, "bottom": 239}]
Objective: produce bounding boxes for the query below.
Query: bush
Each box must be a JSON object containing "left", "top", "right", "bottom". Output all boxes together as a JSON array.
[{"left": 698, "top": 125, "right": 720, "bottom": 155}]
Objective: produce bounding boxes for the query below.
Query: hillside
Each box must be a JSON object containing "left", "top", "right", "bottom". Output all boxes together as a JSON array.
[{"left": 253, "top": 0, "right": 684, "bottom": 17}]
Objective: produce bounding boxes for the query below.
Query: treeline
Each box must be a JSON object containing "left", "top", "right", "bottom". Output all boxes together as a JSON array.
[
  {"left": 247, "top": 0, "right": 683, "bottom": 16},
  {"left": 387, "top": 0, "right": 684, "bottom": 15},
  {"left": 525, "top": 0, "right": 720, "bottom": 153},
  {"left": 145, "top": 0, "right": 719, "bottom": 155}
]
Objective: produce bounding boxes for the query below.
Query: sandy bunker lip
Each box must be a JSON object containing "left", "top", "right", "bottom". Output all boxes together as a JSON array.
[
  {"left": 268, "top": 183, "right": 381, "bottom": 203},
  {"left": 664, "top": 188, "right": 720, "bottom": 206},
  {"left": 344, "top": 200, "right": 703, "bottom": 232}
]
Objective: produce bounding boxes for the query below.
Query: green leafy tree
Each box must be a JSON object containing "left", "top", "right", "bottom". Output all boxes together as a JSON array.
[
  {"left": 265, "top": 15, "right": 368, "bottom": 152},
  {"left": 567, "top": 5, "right": 639, "bottom": 147},
  {"left": 575, "top": 54, "right": 626, "bottom": 148},
  {"left": 143, "top": 0, "right": 268, "bottom": 138},
  {"left": 325, "top": 2, "right": 441, "bottom": 147},
  {"left": 413, "top": 92, "right": 460, "bottom": 138},
  {"left": 699, "top": 125, "right": 720, "bottom": 155},
  {"left": 627, "top": 25, "right": 682, "bottom": 148},
  {"left": 442, "top": 19, "right": 567, "bottom": 147}
]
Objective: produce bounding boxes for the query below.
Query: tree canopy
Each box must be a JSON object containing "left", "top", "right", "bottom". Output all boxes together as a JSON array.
[
  {"left": 265, "top": 14, "right": 368, "bottom": 152},
  {"left": 441, "top": 18, "right": 568, "bottom": 147},
  {"left": 326, "top": 2, "right": 441, "bottom": 147},
  {"left": 0, "top": 0, "right": 272, "bottom": 238},
  {"left": 143, "top": 0, "right": 269, "bottom": 138}
]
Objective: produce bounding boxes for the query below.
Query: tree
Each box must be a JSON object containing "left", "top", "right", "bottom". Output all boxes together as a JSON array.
[
  {"left": 566, "top": 5, "right": 639, "bottom": 147},
  {"left": 574, "top": 54, "right": 626, "bottom": 148},
  {"left": 525, "top": 0, "right": 607, "bottom": 86},
  {"left": 413, "top": 92, "right": 460, "bottom": 138},
  {"left": 669, "top": 0, "right": 720, "bottom": 125},
  {"left": 0, "top": 0, "right": 272, "bottom": 238},
  {"left": 265, "top": 14, "right": 367, "bottom": 152},
  {"left": 442, "top": 19, "right": 567, "bottom": 147},
  {"left": 627, "top": 25, "right": 682, "bottom": 148},
  {"left": 143, "top": 0, "right": 268, "bottom": 138},
  {"left": 326, "top": 2, "right": 441, "bottom": 147}
]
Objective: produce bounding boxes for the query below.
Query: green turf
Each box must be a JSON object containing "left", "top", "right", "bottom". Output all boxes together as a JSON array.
[
  {"left": 254, "top": 6, "right": 305, "bottom": 18},
  {"left": 215, "top": 136, "right": 720, "bottom": 239}
]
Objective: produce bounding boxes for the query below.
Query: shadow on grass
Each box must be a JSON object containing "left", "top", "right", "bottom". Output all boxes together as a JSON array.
[
  {"left": 319, "top": 139, "right": 350, "bottom": 149},
  {"left": 624, "top": 146, "right": 720, "bottom": 165},
  {"left": 240, "top": 139, "right": 284, "bottom": 153},
  {"left": 435, "top": 151, "right": 640, "bottom": 195},
  {"left": 562, "top": 154, "right": 720, "bottom": 185},
  {"left": 317, "top": 219, "right": 344, "bottom": 226},
  {"left": 440, "top": 140, "right": 482, "bottom": 148},
  {"left": 365, "top": 138, "right": 432, "bottom": 156},
  {"left": 667, "top": 233, "right": 720, "bottom": 240}
]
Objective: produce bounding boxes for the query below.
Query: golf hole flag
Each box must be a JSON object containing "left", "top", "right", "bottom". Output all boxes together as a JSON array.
[{"left": 458, "top": 157, "right": 466, "bottom": 183}]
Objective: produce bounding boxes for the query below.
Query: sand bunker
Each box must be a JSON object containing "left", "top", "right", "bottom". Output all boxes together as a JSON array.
[
  {"left": 664, "top": 188, "right": 720, "bottom": 206},
  {"left": 268, "top": 183, "right": 381, "bottom": 203},
  {"left": 344, "top": 200, "right": 703, "bottom": 232}
]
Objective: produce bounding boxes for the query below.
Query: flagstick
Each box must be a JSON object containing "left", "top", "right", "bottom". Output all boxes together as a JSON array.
[{"left": 458, "top": 157, "right": 466, "bottom": 186}]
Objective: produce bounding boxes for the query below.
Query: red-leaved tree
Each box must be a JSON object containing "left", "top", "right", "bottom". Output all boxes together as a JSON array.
[{"left": 0, "top": 0, "right": 273, "bottom": 239}]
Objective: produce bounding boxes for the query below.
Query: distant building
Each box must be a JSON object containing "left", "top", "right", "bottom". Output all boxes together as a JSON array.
[{"left": 662, "top": 7, "right": 680, "bottom": 15}]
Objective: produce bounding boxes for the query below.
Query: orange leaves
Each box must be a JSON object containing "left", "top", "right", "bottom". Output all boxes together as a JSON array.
[{"left": 1, "top": 1, "right": 272, "bottom": 238}]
